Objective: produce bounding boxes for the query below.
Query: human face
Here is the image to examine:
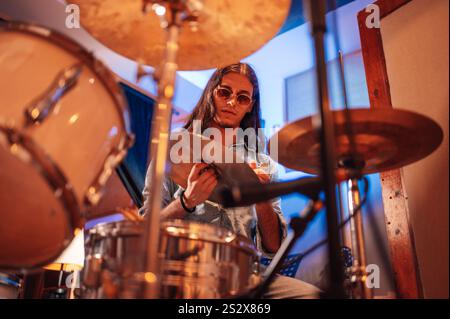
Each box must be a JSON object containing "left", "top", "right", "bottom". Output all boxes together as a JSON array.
[{"left": 213, "top": 72, "right": 254, "bottom": 128}]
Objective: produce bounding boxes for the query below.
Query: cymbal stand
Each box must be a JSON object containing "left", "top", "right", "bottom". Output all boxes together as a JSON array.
[
  {"left": 336, "top": 158, "right": 373, "bottom": 299},
  {"left": 327, "top": 0, "right": 373, "bottom": 296},
  {"left": 342, "top": 173, "right": 373, "bottom": 299},
  {"left": 349, "top": 178, "right": 372, "bottom": 298},
  {"left": 331, "top": 0, "right": 373, "bottom": 293},
  {"left": 140, "top": 0, "right": 203, "bottom": 298}
]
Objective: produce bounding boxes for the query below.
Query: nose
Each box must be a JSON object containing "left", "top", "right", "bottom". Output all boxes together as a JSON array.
[{"left": 227, "top": 97, "right": 237, "bottom": 107}]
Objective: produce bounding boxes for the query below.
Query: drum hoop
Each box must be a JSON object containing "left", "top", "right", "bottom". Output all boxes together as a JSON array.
[
  {"left": 161, "top": 233, "right": 261, "bottom": 256},
  {"left": 161, "top": 220, "right": 260, "bottom": 256},
  {"left": 0, "top": 21, "right": 132, "bottom": 137},
  {"left": 88, "top": 220, "right": 142, "bottom": 238},
  {"left": 0, "top": 21, "right": 135, "bottom": 207},
  {"left": 0, "top": 125, "right": 80, "bottom": 271}
]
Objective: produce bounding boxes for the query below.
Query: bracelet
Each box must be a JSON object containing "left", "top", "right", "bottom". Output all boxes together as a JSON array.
[{"left": 180, "top": 190, "right": 196, "bottom": 213}]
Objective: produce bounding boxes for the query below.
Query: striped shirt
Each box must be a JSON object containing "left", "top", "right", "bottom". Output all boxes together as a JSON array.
[{"left": 140, "top": 142, "right": 287, "bottom": 257}]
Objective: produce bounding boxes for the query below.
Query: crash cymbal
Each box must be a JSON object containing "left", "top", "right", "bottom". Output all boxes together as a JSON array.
[
  {"left": 71, "top": 0, "right": 291, "bottom": 70},
  {"left": 269, "top": 108, "right": 443, "bottom": 178}
]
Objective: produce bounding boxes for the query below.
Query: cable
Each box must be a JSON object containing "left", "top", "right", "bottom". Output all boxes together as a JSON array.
[{"left": 300, "top": 177, "right": 369, "bottom": 258}]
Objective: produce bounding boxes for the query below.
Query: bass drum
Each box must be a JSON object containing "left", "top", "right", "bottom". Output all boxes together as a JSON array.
[{"left": 0, "top": 22, "right": 133, "bottom": 271}]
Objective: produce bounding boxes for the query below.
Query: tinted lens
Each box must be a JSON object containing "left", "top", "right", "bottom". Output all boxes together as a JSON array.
[
  {"left": 216, "top": 88, "right": 232, "bottom": 99},
  {"left": 237, "top": 94, "right": 251, "bottom": 105}
]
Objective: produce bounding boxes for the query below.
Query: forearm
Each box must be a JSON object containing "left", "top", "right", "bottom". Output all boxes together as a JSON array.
[
  {"left": 255, "top": 201, "right": 281, "bottom": 253},
  {"left": 160, "top": 197, "right": 188, "bottom": 220}
]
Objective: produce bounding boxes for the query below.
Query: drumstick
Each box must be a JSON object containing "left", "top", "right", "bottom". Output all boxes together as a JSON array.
[{"left": 118, "top": 207, "right": 143, "bottom": 222}]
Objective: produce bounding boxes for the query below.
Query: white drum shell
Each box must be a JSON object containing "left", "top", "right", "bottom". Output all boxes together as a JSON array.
[{"left": 0, "top": 22, "right": 132, "bottom": 270}]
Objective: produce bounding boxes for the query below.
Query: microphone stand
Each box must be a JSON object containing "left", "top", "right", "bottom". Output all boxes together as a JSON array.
[{"left": 305, "top": 0, "right": 346, "bottom": 298}]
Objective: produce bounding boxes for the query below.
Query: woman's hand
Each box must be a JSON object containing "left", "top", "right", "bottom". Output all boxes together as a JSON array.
[
  {"left": 249, "top": 162, "right": 273, "bottom": 211},
  {"left": 183, "top": 163, "right": 218, "bottom": 209},
  {"left": 249, "top": 162, "right": 270, "bottom": 184}
]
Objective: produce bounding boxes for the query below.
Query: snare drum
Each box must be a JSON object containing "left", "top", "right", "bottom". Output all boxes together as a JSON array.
[
  {"left": 0, "top": 22, "right": 133, "bottom": 270},
  {"left": 82, "top": 220, "right": 261, "bottom": 299},
  {"left": 82, "top": 220, "right": 142, "bottom": 299},
  {"left": 159, "top": 220, "right": 261, "bottom": 298}
]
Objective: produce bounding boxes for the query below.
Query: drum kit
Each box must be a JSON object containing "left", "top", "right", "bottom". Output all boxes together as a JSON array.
[{"left": 0, "top": 0, "right": 444, "bottom": 299}]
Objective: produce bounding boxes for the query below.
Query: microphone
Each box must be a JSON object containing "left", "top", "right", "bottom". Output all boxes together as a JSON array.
[{"left": 218, "top": 177, "right": 323, "bottom": 208}]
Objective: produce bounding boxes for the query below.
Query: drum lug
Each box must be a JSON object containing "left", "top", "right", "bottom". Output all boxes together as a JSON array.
[
  {"left": 252, "top": 261, "right": 260, "bottom": 275},
  {"left": 0, "top": 127, "right": 31, "bottom": 163},
  {"left": 83, "top": 255, "right": 103, "bottom": 288},
  {"left": 85, "top": 146, "right": 129, "bottom": 206},
  {"left": 24, "top": 63, "right": 84, "bottom": 125},
  {"left": 123, "top": 133, "right": 135, "bottom": 150}
]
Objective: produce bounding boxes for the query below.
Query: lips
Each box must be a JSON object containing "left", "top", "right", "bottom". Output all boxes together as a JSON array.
[{"left": 221, "top": 109, "right": 237, "bottom": 116}]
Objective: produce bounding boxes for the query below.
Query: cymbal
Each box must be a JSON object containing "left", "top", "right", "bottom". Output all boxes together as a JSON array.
[
  {"left": 167, "top": 132, "right": 260, "bottom": 203},
  {"left": 269, "top": 108, "right": 443, "bottom": 178},
  {"left": 71, "top": 0, "right": 291, "bottom": 70}
]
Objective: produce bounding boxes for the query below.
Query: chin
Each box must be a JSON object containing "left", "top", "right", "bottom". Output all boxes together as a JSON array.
[
  {"left": 216, "top": 116, "right": 239, "bottom": 128},
  {"left": 220, "top": 122, "right": 236, "bottom": 128}
]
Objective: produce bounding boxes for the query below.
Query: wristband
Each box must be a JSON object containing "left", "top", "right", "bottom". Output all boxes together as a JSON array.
[{"left": 180, "top": 190, "right": 196, "bottom": 213}]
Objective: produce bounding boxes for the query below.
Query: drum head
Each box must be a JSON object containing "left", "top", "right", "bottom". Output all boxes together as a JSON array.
[{"left": 0, "top": 130, "right": 78, "bottom": 270}]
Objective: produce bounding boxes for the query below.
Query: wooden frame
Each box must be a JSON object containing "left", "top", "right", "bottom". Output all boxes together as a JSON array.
[{"left": 358, "top": 0, "right": 423, "bottom": 298}]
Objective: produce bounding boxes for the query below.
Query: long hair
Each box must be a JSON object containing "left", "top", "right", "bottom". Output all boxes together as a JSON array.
[{"left": 183, "top": 63, "right": 264, "bottom": 152}]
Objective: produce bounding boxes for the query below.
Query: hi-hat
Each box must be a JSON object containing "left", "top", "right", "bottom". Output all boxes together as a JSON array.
[
  {"left": 269, "top": 108, "right": 443, "bottom": 179},
  {"left": 71, "top": 0, "right": 291, "bottom": 70}
]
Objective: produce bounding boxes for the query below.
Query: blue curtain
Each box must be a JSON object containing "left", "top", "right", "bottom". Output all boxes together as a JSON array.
[{"left": 119, "top": 82, "right": 155, "bottom": 192}]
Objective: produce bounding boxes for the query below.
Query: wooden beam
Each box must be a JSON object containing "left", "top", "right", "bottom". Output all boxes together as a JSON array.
[{"left": 357, "top": 0, "right": 423, "bottom": 298}]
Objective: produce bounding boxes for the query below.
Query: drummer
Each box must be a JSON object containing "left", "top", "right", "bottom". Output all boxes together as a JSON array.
[{"left": 140, "top": 63, "right": 320, "bottom": 299}]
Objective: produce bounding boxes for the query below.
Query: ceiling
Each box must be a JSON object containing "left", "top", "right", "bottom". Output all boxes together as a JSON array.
[{"left": 280, "top": 0, "right": 356, "bottom": 34}]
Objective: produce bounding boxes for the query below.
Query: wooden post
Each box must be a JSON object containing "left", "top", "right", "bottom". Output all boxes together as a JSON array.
[{"left": 357, "top": 0, "right": 423, "bottom": 298}]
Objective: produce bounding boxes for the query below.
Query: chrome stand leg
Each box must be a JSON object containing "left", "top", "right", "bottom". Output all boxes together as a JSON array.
[
  {"left": 347, "top": 178, "right": 373, "bottom": 299},
  {"left": 142, "top": 22, "right": 180, "bottom": 299},
  {"left": 141, "top": 1, "right": 202, "bottom": 299}
]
